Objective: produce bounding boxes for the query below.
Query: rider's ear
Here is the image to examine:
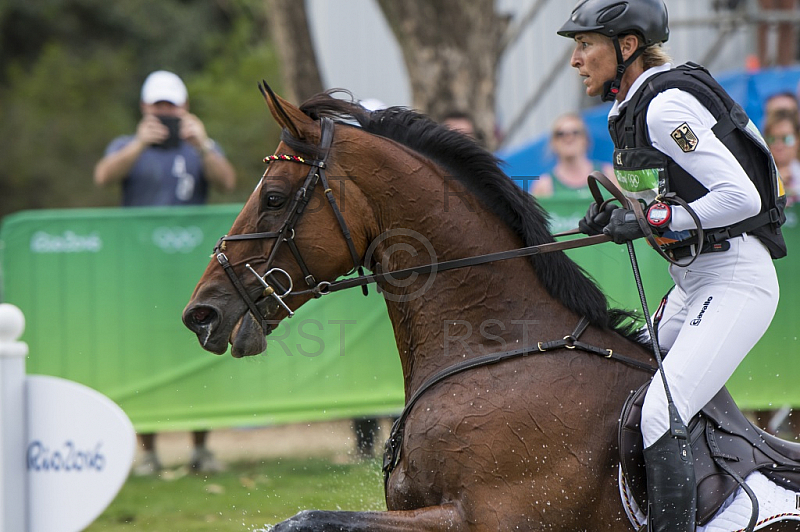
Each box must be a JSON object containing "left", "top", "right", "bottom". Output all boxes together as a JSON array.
[
  {"left": 619, "top": 34, "right": 641, "bottom": 62},
  {"left": 259, "top": 81, "right": 316, "bottom": 140}
]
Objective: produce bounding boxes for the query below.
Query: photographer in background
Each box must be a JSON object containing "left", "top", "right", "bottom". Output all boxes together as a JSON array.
[
  {"left": 94, "top": 70, "right": 235, "bottom": 205},
  {"left": 94, "top": 70, "right": 235, "bottom": 475}
]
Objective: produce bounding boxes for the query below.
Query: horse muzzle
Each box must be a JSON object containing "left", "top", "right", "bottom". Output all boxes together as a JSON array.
[
  {"left": 183, "top": 297, "right": 284, "bottom": 358},
  {"left": 229, "top": 310, "right": 269, "bottom": 358},
  {"left": 182, "top": 303, "right": 229, "bottom": 355}
]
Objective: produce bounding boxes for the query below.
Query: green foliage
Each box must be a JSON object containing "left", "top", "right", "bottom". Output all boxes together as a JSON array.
[
  {"left": 0, "top": 0, "right": 283, "bottom": 218},
  {"left": 85, "top": 457, "right": 386, "bottom": 531},
  {"left": 0, "top": 44, "right": 131, "bottom": 213},
  {"left": 190, "top": 9, "right": 284, "bottom": 204}
]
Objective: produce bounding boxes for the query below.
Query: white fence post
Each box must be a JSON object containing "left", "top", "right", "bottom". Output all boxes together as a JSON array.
[{"left": 0, "top": 303, "right": 29, "bottom": 532}]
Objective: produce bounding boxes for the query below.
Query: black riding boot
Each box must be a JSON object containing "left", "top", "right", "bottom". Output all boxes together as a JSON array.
[{"left": 643, "top": 430, "right": 697, "bottom": 532}]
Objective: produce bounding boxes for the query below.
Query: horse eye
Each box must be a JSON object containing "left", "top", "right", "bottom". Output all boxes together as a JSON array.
[{"left": 264, "top": 193, "right": 287, "bottom": 209}]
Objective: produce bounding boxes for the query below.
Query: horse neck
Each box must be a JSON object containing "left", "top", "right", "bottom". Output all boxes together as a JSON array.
[{"left": 350, "top": 142, "right": 580, "bottom": 395}]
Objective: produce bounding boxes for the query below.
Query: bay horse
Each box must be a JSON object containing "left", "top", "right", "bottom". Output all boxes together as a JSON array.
[{"left": 182, "top": 88, "right": 798, "bottom": 531}]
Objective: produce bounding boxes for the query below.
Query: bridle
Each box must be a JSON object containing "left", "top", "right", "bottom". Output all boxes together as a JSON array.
[
  {"left": 212, "top": 117, "right": 621, "bottom": 334},
  {"left": 212, "top": 117, "right": 365, "bottom": 332},
  {"left": 210, "top": 114, "right": 690, "bottom": 348}
]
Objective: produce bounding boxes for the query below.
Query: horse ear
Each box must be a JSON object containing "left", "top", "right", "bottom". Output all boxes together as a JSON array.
[{"left": 259, "top": 81, "right": 315, "bottom": 140}]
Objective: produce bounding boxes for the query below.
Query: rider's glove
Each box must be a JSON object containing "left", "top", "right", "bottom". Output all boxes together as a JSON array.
[
  {"left": 579, "top": 202, "right": 619, "bottom": 236},
  {"left": 602, "top": 201, "right": 673, "bottom": 244},
  {"left": 602, "top": 208, "right": 646, "bottom": 244}
]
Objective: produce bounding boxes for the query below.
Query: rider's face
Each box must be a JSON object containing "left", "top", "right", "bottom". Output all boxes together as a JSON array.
[{"left": 569, "top": 32, "right": 617, "bottom": 98}]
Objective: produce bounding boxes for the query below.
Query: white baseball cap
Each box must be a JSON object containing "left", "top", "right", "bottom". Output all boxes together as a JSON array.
[
  {"left": 359, "top": 98, "right": 386, "bottom": 111},
  {"left": 140, "top": 70, "right": 188, "bottom": 106}
]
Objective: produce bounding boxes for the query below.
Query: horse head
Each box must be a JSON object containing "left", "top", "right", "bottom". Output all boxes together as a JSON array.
[
  {"left": 182, "top": 86, "right": 374, "bottom": 357},
  {"left": 184, "top": 85, "right": 623, "bottom": 367}
]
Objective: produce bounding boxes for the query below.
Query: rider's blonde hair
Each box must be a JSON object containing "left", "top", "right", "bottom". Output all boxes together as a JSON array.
[{"left": 641, "top": 43, "right": 672, "bottom": 69}]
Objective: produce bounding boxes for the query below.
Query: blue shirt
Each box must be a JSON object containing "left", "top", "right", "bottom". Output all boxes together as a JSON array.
[{"left": 104, "top": 136, "right": 223, "bottom": 206}]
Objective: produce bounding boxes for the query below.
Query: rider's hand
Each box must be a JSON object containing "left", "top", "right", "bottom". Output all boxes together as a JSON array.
[
  {"left": 579, "top": 202, "right": 619, "bottom": 236},
  {"left": 602, "top": 208, "right": 646, "bottom": 244}
]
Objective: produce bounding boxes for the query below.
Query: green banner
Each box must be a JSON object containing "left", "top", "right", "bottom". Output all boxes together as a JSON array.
[
  {"left": 0, "top": 205, "right": 402, "bottom": 432},
  {"left": 543, "top": 199, "right": 800, "bottom": 410},
  {"left": 1, "top": 201, "right": 798, "bottom": 433}
]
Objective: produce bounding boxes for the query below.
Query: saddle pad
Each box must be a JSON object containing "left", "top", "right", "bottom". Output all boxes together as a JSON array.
[
  {"left": 620, "top": 469, "right": 800, "bottom": 531},
  {"left": 619, "top": 382, "right": 800, "bottom": 525}
]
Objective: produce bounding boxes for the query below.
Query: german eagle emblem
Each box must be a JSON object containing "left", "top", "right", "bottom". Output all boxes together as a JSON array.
[{"left": 671, "top": 122, "right": 699, "bottom": 153}]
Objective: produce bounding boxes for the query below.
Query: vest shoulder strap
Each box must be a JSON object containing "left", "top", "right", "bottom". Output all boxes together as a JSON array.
[
  {"left": 621, "top": 63, "right": 788, "bottom": 259},
  {"left": 623, "top": 63, "right": 735, "bottom": 147}
]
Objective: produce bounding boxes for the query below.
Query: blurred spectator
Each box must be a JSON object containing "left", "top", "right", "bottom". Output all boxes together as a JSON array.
[
  {"left": 94, "top": 70, "right": 235, "bottom": 475},
  {"left": 765, "top": 110, "right": 800, "bottom": 206},
  {"left": 442, "top": 110, "right": 476, "bottom": 137},
  {"left": 746, "top": 107, "right": 800, "bottom": 439},
  {"left": 442, "top": 110, "right": 484, "bottom": 146},
  {"left": 757, "top": 0, "right": 799, "bottom": 67},
  {"left": 353, "top": 417, "right": 380, "bottom": 459},
  {"left": 764, "top": 92, "right": 799, "bottom": 122},
  {"left": 94, "top": 70, "right": 235, "bottom": 204},
  {"left": 529, "top": 113, "right": 613, "bottom": 200}
]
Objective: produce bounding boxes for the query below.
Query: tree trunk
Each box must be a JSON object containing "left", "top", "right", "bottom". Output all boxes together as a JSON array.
[
  {"left": 265, "top": 0, "right": 325, "bottom": 104},
  {"left": 376, "top": 0, "right": 508, "bottom": 149}
]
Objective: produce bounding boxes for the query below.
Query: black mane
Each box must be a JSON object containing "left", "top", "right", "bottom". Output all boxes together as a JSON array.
[{"left": 293, "top": 91, "right": 639, "bottom": 337}]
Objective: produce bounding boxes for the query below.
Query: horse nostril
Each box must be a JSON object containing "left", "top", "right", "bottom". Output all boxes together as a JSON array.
[
  {"left": 185, "top": 305, "right": 218, "bottom": 333},
  {"left": 192, "top": 307, "right": 214, "bottom": 325}
]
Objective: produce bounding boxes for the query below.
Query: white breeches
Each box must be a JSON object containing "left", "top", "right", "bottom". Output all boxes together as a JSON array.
[{"left": 641, "top": 233, "right": 779, "bottom": 448}]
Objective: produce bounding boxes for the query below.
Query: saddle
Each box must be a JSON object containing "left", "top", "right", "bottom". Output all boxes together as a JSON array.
[{"left": 619, "top": 382, "right": 800, "bottom": 525}]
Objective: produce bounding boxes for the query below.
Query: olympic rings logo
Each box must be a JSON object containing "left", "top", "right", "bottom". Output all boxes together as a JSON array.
[{"left": 151, "top": 226, "right": 204, "bottom": 254}]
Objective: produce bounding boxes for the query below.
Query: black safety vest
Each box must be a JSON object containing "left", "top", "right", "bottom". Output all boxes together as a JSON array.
[{"left": 609, "top": 62, "right": 787, "bottom": 259}]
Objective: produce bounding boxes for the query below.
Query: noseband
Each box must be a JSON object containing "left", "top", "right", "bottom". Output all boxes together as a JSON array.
[{"left": 212, "top": 117, "right": 365, "bottom": 332}]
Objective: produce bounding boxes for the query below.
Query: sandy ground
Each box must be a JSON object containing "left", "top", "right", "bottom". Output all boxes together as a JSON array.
[
  {"left": 133, "top": 418, "right": 395, "bottom": 469},
  {"left": 137, "top": 412, "right": 798, "bottom": 470}
]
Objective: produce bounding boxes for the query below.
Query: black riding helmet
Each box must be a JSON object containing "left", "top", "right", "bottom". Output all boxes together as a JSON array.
[{"left": 558, "top": 0, "right": 669, "bottom": 101}]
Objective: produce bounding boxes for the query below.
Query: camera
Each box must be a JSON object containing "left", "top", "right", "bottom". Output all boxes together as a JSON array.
[{"left": 154, "top": 115, "right": 181, "bottom": 149}]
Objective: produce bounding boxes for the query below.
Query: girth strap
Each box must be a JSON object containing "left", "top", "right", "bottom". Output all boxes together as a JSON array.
[{"left": 706, "top": 423, "right": 759, "bottom": 532}]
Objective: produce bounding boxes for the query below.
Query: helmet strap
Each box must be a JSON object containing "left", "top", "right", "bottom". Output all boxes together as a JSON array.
[{"left": 601, "top": 36, "right": 646, "bottom": 102}]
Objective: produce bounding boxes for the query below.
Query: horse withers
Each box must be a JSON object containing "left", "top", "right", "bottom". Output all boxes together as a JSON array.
[{"left": 183, "top": 88, "right": 800, "bottom": 531}]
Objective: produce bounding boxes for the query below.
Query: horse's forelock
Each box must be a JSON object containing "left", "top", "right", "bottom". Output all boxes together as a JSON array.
[{"left": 279, "top": 128, "right": 326, "bottom": 160}]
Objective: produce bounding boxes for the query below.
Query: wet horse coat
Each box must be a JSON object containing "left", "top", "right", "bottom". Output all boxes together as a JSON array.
[{"left": 183, "top": 90, "right": 796, "bottom": 531}]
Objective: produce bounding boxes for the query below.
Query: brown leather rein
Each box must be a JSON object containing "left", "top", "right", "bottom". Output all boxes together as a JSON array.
[
  {"left": 295, "top": 172, "right": 623, "bottom": 299},
  {"left": 299, "top": 170, "right": 701, "bottom": 300},
  {"left": 296, "top": 232, "right": 612, "bottom": 297}
]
